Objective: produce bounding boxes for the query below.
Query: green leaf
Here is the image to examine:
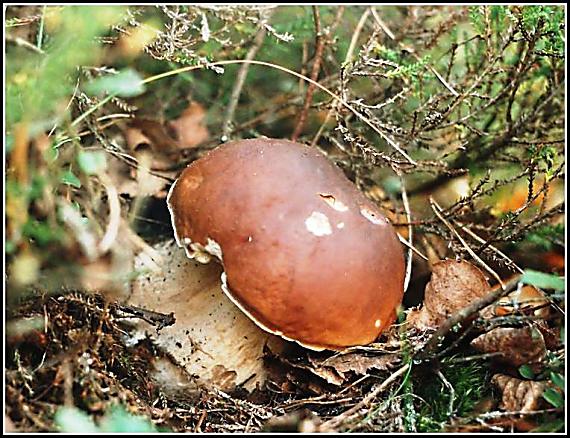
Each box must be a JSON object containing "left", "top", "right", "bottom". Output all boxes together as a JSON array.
[
  {"left": 61, "top": 169, "right": 82, "bottom": 188},
  {"left": 77, "top": 150, "right": 107, "bottom": 175},
  {"left": 55, "top": 407, "right": 99, "bottom": 433},
  {"left": 550, "top": 372, "right": 564, "bottom": 389},
  {"left": 85, "top": 69, "right": 146, "bottom": 98},
  {"left": 521, "top": 270, "right": 565, "bottom": 291},
  {"left": 542, "top": 388, "right": 564, "bottom": 408},
  {"left": 518, "top": 364, "right": 535, "bottom": 379}
]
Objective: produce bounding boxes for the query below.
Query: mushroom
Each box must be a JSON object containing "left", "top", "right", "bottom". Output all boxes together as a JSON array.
[{"left": 167, "top": 138, "right": 405, "bottom": 350}]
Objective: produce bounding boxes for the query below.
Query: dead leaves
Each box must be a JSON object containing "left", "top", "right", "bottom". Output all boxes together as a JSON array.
[
  {"left": 112, "top": 101, "right": 210, "bottom": 198},
  {"left": 493, "top": 285, "right": 551, "bottom": 319},
  {"left": 406, "top": 259, "right": 490, "bottom": 329},
  {"left": 491, "top": 374, "right": 553, "bottom": 412},
  {"left": 125, "top": 101, "right": 209, "bottom": 155},
  {"left": 168, "top": 102, "right": 209, "bottom": 149},
  {"left": 471, "top": 326, "right": 547, "bottom": 369},
  {"left": 309, "top": 351, "right": 401, "bottom": 385}
]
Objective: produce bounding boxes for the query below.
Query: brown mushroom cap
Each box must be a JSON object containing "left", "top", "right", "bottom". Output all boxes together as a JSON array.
[{"left": 167, "top": 138, "right": 405, "bottom": 350}]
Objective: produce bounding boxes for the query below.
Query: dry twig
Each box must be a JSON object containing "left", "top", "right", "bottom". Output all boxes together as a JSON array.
[{"left": 291, "top": 6, "right": 325, "bottom": 141}]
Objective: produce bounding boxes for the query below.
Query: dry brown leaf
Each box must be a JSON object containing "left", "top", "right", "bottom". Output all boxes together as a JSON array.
[
  {"left": 105, "top": 152, "right": 175, "bottom": 198},
  {"left": 471, "top": 326, "right": 547, "bottom": 368},
  {"left": 493, "top": 285, "right": 551, "bottom": 319},
  {"left": 307, "top": 351, "right": 400, "bottom": 383},
  {"left": 115, "top": 101, "right": 209, "bottom": 198},
  {"left": 168, "top": 102, "right": 209, "bottom": 149},
  {"left": 491, "top": 374, "right": 551, "bottom": 412},
  {"left": 127, "top": 240, "right": 283, "bottom": 393},
  {"left": 407, "top": 259, "right": 490, "bottom": 329},
  {"left": 126, "top": 102, "right": 209, "bottom": 156},
  {"left": 127, "top": 118, "right": 180, "bottom": 155},
  {"left": 269, "top": 348, "right": 401, "bottom": 387}
]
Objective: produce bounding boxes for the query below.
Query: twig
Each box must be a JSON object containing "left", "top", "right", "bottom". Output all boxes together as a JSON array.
[
  {"left": 397, "top": 234, "right": 429, "bottom": 261},
  {"left": 453, "top": 219, "right": 524, "bottom": 274},
  {"left": 6, "top": 33, "right": 45, "bottom": 54},
  {"left": 194, "top": 410, "right": 207, "bottom": 433},
  {"left": 472, "top": 407, "right": 563, "bottom": 420},
  {"left": 311, "top": 7, "right": 370, "bottom": 147},
  {"left": 437, "top": 370, "right": 455, "bottom": 418},
  {"left": 415, "top": 275, "right": 521, "bottom": 361},
  {"left": 113, "top": 303, "right": 175, "bottom": 333},
  {"left": 221, "top": 11, "right": 271, "bottom": 140},
  {"left": 291, "top": 6, "right": 325, "bottom": 141},
  {"left": 320, "top": 363, "right": 411, "bottom": 430},
  {"left": 142, "top": 60, "right": 417, "bottom": 164},
  {"left": 370, "top": 7, "right": 459, "bottom": 96},
  {"left": 430, "top": 197, "right": 505, "bottom": 288},
  {"left": 444, "top": 352, "right": 505, "bottom": 364},
  {"left": 36, "top": 5, "right": 47, "bottom": 50}
]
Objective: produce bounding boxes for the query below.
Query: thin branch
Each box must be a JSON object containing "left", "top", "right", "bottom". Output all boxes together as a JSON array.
[
  {"left": 416, "top": 275, "right": 521, "bottom": 361},
  {"left": 453, "top": 219, "right": 524, "bottom": 274},
  {"left": 142, "top": 60, "right": 417, "bottom": 164},
  {"left": 398, "top": 173, "right": 414, "bottom": 293},
  {"left": 221, "top": 12, "right": 271, "bottom": 140},
  {"left": 320, "top": 363, "right": 411, "bottom": 430},
  {"left": 6, "top": 33, "right": 45, "bottom": 54},
  {"left": 311, "top": 7, "right": 371, "bottom": 147},
  {"left": 370, "top": 7, "right": 459, "bottom": 96},
  {"left": 430, "top": 197, "right": 505, "bottom": 288},
  {"left": 291, "top": 6, "right": 325, "bottom": 141},
  {"left": 397, "top": 233, "right": 429, "bottom": 261}
]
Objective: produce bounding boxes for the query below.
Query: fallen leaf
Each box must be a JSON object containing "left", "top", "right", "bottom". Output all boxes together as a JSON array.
[
  {"left": 307, "top": 351, "right": 401, "bottom": 384},
  {"left": 407, "top": 259, "right": 490, "bottom": 329},
  {"left": 125, "top": 102, "right": 209, "bottom": 156},
  {"left": 115, "top": 101, "right": 209, "bottom": 198},
  {"left": 471, "top": 326, "right": 547, "bottom": 369},
  {"left": 127, "top": 240, "right": 283, "bottom": 393},
  {"left": 493, "top": 285, "right": 551, "bottom": 319},
  {"left": 105, "top": 153, "right": 175, "bottom": 198},
  {"left": 168, "top": 102, "right": 209, "bottom": 149},
  {"left": 491, "top": 374, "right": 552, "bottom": 412},
  {"left": 127, "top": 118, "right": 179, "bottom": 156}
]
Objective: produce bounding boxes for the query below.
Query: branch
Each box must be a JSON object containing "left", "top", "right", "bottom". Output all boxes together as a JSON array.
[
  {"left": 291, "top": 6, "right": 325, "bottom": 141},
  {"left": 415, "top": 275, "right": 521, "bottom": 361},
  {"left": 221, "top": 11, "right": 272, "bottom": 140}
]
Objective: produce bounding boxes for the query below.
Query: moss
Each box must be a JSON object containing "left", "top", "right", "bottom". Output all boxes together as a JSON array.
[{"left": 414, "top": 359, "right": 491, "bottom": 432}]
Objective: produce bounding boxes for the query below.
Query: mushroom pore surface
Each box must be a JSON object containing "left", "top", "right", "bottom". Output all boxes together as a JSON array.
[{"left": 167, "top": 138, "right": 405, "bottom": 350}]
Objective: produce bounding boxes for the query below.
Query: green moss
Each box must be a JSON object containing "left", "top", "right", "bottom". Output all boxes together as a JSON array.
[{"left": 415, "top": 359, "right": 491, "bottom": 432}]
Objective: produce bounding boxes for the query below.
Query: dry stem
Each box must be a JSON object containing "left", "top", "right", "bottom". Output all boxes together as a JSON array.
[{"left": 291, "top": 6, "right": 325, "bottom": 142}]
